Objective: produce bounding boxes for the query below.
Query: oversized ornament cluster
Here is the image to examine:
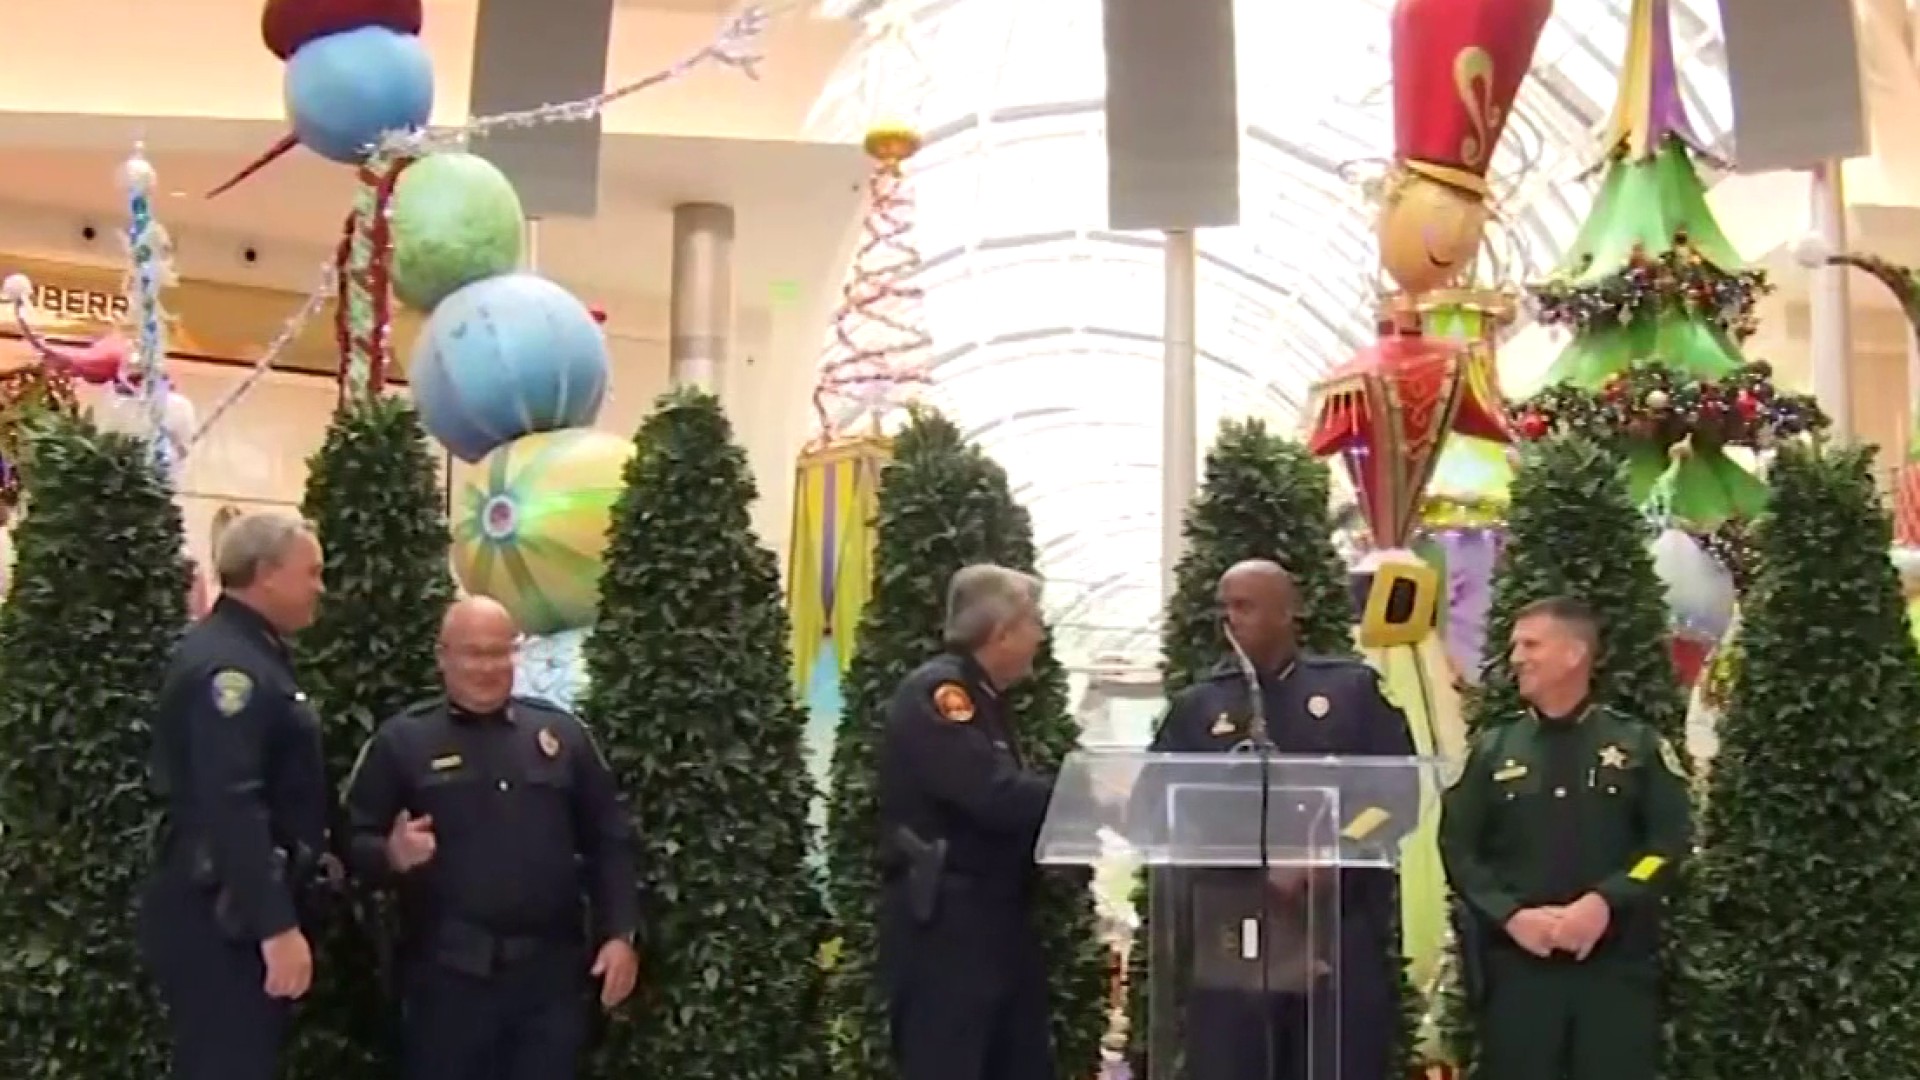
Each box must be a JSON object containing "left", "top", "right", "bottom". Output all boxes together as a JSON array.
[{"left": 226, "top": 0, "right": 633, "bottom": 642}]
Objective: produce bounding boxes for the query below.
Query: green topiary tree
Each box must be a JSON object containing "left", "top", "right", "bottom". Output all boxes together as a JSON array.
[
  {"left": 1443, "top": 432, "right": 1685, "bottom": 1072},
  {"left": 1129, "top": 421, "right": 1395, "bottom": 1079},
  {"left": 582, "top": 387, "right": 827, "bottom": 1080},
  {"left": 0, "top": 416, "right": 190, "bottom": 1079},
  {"left": 1670, "top": 443, "right": 1920, "bottom": 1080},
  {"left": 1468, "top": 433, "right": 1684, "bottom": 742},
  {"left": 287, "top": 394, "right": 456, "bottom": 1080},
  {"left": 824, "top": 407, "right": 1107, "bottom": 1080}
]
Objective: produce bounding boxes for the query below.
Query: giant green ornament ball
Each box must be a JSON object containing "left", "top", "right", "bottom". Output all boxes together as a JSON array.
[{"left": 390, "top": 152, "right": 525, "bottom": 313}]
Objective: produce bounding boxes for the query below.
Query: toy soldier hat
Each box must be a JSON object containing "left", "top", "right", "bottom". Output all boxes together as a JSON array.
[{"left": 1390, "top": 0, "right": 1554, "bottom": 197}]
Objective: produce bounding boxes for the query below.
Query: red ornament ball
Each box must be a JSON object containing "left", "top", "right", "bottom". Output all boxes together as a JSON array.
[
  {"left": 262, "top": 0, "right": 423, "bottom": 61},
  {"left": 1517, "top": 412, "right": 1549, "bottom": 439},
  {"left": 1734, "top": 389, "right": 1759, "bottom": 419}
]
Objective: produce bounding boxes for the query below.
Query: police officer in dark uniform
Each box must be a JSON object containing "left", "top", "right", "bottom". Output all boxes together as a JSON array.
[
  {"left": 1149, "top": 559, "right": 1416, "bottom": 1080},
  {"left": 342, "top": 595, "right": 640, "bottom": 1080},
  {"left": 878, "top": 563, "right": 1066, "bottom": 1080},
  {"left": 139, "top": 512, "right": 332, "bottom": 1080},
  {"left": 1439, "top": 596, "right": 1691, "bottom": 1080}
]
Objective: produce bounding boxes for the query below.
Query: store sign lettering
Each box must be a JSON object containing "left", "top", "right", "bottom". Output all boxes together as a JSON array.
[{"left": 20, "top": 279, "right": 129, "bottom": 323}]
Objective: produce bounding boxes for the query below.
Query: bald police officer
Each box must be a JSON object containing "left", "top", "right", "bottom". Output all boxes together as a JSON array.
[
  {"left": 878, "top": 564, "right": 1065, "bottom": 1080},
  {"left": 343, "top": 596, "right": 639, "bottom": 1080},
  {"left": 1149, "top": 559, "right": 1416, "bottom": 1080},
  {"left": 1439, "top": 596, "right": 1692, "bottom": 1080},
  {"left": 139, "top": 513, "right": 332, "bottom": 1080}
]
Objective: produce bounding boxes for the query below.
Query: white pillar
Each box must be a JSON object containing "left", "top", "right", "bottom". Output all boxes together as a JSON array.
[
  {"left": 669, "top": 202, "right": 735, "bottom": 391},
  {"left": 1809, "top": 161, "right": 1854, "bottom": 441},
  {"left": 1161, "top": 229, "right": 1199, "bottom": 607}
]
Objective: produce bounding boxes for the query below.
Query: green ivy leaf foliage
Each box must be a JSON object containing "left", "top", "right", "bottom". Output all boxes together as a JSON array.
[
  {"left": 582, "top": 387, "right": 828, "bottom": 1080},
  {"left": 286, "top": 393, "right": 456, "bottom": 1080},
  {"left": 1129, "top": 422, "right": 1403, "bottom": 1080},
  {"left": 1671, "top": 443, "right": 1920, "bottom": 1080},
  {"left": 825, "top": 407, "right": 1107, "bottom": 1080},
  {"left": 0, "top": 415, "right": 190, "bottom": 1079}
]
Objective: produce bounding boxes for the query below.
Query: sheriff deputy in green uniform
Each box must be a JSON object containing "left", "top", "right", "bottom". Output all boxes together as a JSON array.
[{"left": 1438, "top": 595, "right": 1692, "bottom": 1080}]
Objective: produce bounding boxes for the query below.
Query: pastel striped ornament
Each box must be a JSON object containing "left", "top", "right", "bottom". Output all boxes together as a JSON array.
[
  {"left": 410, "top": 273, "right": 610, "bottom": 463},
  {"left": 451, "top": 427, "right": 631, "bottom": 636}
]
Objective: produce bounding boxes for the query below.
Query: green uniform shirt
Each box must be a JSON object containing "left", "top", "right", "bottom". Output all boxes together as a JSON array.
[{"left": 1439, "top": 704, "right": 1692, "bottom": 956}]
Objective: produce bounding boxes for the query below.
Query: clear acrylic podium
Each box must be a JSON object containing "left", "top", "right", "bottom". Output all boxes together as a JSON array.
[{"left": 1036, "top": 750, "right": 1445, "bottom": 1080}]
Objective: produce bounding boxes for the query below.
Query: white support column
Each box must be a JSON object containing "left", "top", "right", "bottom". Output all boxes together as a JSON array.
[
  {"left": 1809, "top": 160, "right": 1855, "bottom": 441},
  {"left": 669, "top": 202, "right": 735, "bottom": 392},
  {"left": 1161, "top": 229, "right": 1199, "bottom": 607}
]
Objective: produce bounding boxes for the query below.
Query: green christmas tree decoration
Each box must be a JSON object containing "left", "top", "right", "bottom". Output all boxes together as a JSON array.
[
  {"left": 1508, "top": 0, "right": 1825, "bottom": 534},
  {"left": 582, "top": 387, "right": 828, "bottom": 1080},
  {"left": 1467, "top": 433, "right": 1685, "bottom": 742},
  {"left": 0, "top": 416, "right": 190, "bottom": 1079},
  {"left": 1671, "top": 443, "right": 1920, "bottom": 1080},
  {"left": 824, "top": 408, "right": 1107, "bottom": 1080},
  {"left": 285, "top": 394, "right": 457, "bottom": 1080}
]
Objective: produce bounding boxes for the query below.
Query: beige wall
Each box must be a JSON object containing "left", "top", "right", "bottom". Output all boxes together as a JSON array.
[{"left": 1754, "top": 295, "right": 1915, "bottom": 476}]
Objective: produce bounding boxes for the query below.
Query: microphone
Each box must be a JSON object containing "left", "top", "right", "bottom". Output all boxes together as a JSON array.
[
  {"left": 1221, "top": 620, "right": 1280, "bottom": 1080},
  {"left": 1222, "top": 622, "right": 1273, "bottom": 750}
]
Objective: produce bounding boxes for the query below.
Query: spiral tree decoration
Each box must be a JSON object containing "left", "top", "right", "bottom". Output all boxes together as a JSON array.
[{"left": 812, "top": 123, "right": 934, "bottom": 437}]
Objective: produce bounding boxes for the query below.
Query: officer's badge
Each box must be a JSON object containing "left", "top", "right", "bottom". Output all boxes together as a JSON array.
[
  {"left": 1210, "top": 713, "right": 1236, "bottom": 736},
  {"left": 1598, "top": 744, "right": 1628, "bottom": 769},
  {"left": 210, "top": 669, "right": 253, "bottom": 717},
  {"left": 537, "top": 728, "right": 561, "bottom": 759},
  {"left": 1658, "top": 737, "right": 1686, "bottom": 777},
  {"left": 933, "top": 683, "right": 974, "bottom": 724},
  {"left": 1306, "top": 694, "right": 1331, "bottom": 719}
]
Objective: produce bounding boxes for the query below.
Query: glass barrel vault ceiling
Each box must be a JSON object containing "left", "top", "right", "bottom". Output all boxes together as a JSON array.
[{"left": 806, "top": 0, "right": 1733, "bottom": 670}]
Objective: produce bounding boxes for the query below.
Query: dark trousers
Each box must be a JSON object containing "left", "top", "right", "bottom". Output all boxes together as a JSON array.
[
  {"left": 880, "top": 885, "right": 1055, "bottom": 1080},
  {"left": 138, "top": 875, "right": 292, "bottom": 1080},
  {"left": 402, "top": 945, "right": 589, "bottom": 1080},
  {"left": 1184, "top": 976, "right": 1392, "bottom": 1080},
  {"left": 1478, "top": 948, "right": 1659, "bottom": 1080}
]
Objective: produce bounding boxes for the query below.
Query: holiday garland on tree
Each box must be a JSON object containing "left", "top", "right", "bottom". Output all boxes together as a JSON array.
[
  {"left": 1504, "top": 0, "right": 1827, "bottom": 558},
  {"left": 583, "top": 388, "right": 828, "bottom": 1080},
  {"left": 1670, "top": 444, "right": 1920, "bottom": 1080},
  {"left": 286, "top": 394, "right": 456, "bottom": 1080},
  {"left": 823, "top": 409, "right": 1106, "bottom": 1080},
  {"left": 0, "top": 417, "right": 190, "bottom": 1079}
]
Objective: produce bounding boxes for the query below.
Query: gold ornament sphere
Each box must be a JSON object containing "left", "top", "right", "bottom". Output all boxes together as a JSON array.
[{"left": 864, "top": 122, "right": 922, "bottom": 163}]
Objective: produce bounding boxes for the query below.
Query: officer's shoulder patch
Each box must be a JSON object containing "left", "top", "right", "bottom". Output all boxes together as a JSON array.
[
  {"left": 932, "top": 682, "right": 975, "bottom": 724},
  {"left": 210, "top": 669, "right": 253, "bottom": 717}
]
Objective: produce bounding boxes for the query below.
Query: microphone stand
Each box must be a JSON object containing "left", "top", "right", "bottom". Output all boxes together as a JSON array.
[{"left": 1225, "top": 627, "right": 1278, "bottom": 1080}]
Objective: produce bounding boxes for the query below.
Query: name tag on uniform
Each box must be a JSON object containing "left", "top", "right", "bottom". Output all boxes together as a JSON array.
[
  {"left": 1493, "top": 764, "right": 1529, "bottom": 782},
  {"left": 431, "top": 754, "right": 464, "bottom": 772}
]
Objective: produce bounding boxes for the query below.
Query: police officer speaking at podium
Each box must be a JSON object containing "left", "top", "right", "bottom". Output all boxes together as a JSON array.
[
  {"left": 877, "top": 563, "right": 1071, "bottom": 1080},
  {"left": 1148, "top": 559, "right": 1417, "bottom": 1080},
  {"left": 139, "top": 512, "right": 333, "bottom": 1080},
  {"left": 342, "top": 596, "right": 640, "bottom": 1080}
]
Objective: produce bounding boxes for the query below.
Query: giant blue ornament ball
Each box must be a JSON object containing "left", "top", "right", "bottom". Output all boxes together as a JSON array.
[
  {"left": 285, "top": 26, "right": 435, "bottom": 164},
  {"left": 410, "top": 273, "right": 611, "bottom": 463}
]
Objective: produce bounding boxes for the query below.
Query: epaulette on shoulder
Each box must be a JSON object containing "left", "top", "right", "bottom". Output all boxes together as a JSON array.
[{"left": 1299, "top": 654, "right": 1372, "bottom": 672}]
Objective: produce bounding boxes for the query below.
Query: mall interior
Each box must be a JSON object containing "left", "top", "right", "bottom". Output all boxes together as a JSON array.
[{"left": 2, "top": 0, "right": 1911, "bottom": 714}]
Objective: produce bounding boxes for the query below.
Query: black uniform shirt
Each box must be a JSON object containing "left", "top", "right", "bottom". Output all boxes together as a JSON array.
[
  {"left": 342, "top": 695, "right": 640, "bottom": 943},
  {"left": 150, "top": 594, "right": 329, "bottom": 940},
  {"left": 1147, "top": 655, "right": 1419, "bottom": 926},
  {"left": 877, "top": 651, "right": 1055, "bottom": 890}
]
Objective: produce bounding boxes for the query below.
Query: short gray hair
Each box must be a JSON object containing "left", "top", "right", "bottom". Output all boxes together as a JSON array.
[
  {"left": 943, "top": 564, "right": 1042, "bottom": 650},
  {"left": 215, "top": 513, "right": 314, "bottom": 589}
]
